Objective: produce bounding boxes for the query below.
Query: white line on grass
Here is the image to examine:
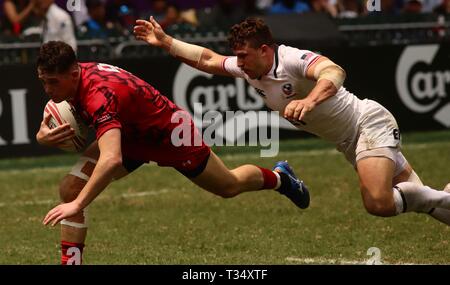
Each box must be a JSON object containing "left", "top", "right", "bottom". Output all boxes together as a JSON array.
[
  {"left": 0, "top": 189, "right": 172, "bottom": 208},
  {"left": 0, "top": 142, "right": 445, "bottom": 174},
  {"left": 286, "top": 256, "right": 420, "bottom": 265},
  {"left": 286, "top": 256, "right": 364, "bottom": 265},
  {"left": 216, "top": 142, "right": 446, "bottom": 160},
  {"left": 0, "top": 141, "right": 447, "bottom": 209},
  {"left": 1, "top": 166, "right": 74, "bottom": 175},
  {"left": 120, "top": 189, "right": 170, "bottom": 198}
]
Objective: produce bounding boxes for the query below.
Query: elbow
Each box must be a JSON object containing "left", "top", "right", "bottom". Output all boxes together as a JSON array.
[
  {"left": 110, "top": 157, "right": 123, "bottom": 170},
  {"left": 103, "top": 156, "right": 123, "bottom": 171},
  {"left": 323, "top": 65, "right": 346, "bottom": 92},
  {"left": 331, "top": 65, "right": 346, "bottom": 88},
  {"left": 333, "top": 67, "right": 346, "bottom": 92}
]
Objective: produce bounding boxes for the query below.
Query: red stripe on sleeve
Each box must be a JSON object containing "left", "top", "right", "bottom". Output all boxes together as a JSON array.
[
  {"left": 222, "top": 57, "right": 230, "bottom": 72},
  {"left": 306, "top": 55, "right": 321, "bottom": 69}
]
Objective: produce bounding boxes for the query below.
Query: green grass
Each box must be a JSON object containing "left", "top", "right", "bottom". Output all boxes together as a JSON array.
[{"left": 0, "top": 130, "right": 449, "bottom": 264}]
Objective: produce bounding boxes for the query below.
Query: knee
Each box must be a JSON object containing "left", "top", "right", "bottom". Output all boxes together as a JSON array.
[
  {"left": 361, "top": 188, "right": 396, "bottom": 217},
  {"left": 59, "top": 175, "right": 86, "bottom": 203},
  {"left": 363, "top": 201, "right": 393, "bottom": 217},
  {"left": 214, "top": 181, "right": 240, "bottom": 199}
]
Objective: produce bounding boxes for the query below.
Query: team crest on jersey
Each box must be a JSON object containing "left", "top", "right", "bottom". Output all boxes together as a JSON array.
[
  {"left": 282, "top": 83, "right": 295, "bottom": 98},
  {"left": 96, "top": 114, "right": 113, "bottom": 125}
]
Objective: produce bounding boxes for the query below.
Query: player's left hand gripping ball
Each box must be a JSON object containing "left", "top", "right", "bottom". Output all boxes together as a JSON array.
[{"left": 43, "top": 100, "right": 88, "bottom": 152}]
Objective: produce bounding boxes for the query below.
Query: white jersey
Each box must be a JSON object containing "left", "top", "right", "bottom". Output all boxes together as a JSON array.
[
  {"left": 223, "top": 44, "right": 364, "bottom": 145},
  {"left": 42, "top": 4, "right": 77, "bottom": 52}
]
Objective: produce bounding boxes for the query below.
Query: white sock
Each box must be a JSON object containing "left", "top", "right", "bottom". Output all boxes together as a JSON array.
[
  {"left": 428, "top": 208, "right": 450, "bottom": 226},
  {"left": 393, "top": 187, "right": 405, "bottom": 215},
  {"left": 428, "top": 183, "right": 450, "bottom": 226},
  {"left": 394, "top": 182, "right": 450, "bottom": 213},
  {"left": 402, "top": 171, "right": 450, "bottom": 225},
  {"left": 273, "top": 171, "right": 281, "bottom": 189}
]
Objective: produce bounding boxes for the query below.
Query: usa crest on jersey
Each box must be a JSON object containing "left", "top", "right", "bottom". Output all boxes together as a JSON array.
[{"left": 282, "top": 83, "right": 296, "bottom": 99}]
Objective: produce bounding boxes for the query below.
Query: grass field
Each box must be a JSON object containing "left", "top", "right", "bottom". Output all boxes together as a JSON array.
[{"left": 0, "top": 130, "right": 449, "bottom": 265}]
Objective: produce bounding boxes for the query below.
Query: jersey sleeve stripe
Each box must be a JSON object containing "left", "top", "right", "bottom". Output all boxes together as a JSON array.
[
  {"left": 222, "top": 57, "right": 230, "bottom": 72},
  {"left": 306, "top": 55, "right": 321, "bottom": 69}
]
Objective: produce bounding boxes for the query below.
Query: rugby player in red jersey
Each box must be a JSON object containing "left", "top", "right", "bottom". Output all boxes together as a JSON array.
[{"left": 36, "top": 41, "right": 309, "bottom": 264}]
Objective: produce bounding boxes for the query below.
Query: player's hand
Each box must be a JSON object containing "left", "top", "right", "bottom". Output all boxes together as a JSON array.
[
  {"left": 284, "top": 99, "right": 317, "bottom": 122},
  {"left": 43, "top": 201, "right": 81, "bottom": 227},
  {"left": 134, "top": 16, "right": 168, "bottom": 47},
  {"left": 36, "top": 113, "right": 75, "bottom": 147}
]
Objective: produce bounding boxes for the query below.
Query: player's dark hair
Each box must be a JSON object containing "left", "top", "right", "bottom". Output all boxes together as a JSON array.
[
  {"left": 37, "top": 41, "right": 77, "bottom": 74},
  {"left": 228, "top": 18, "right": 275, "bottom": 50}
]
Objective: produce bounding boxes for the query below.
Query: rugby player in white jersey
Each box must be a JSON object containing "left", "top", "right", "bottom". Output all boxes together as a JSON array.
[{"left": 134, "top": 17, "right": 450, "bottom": 225}]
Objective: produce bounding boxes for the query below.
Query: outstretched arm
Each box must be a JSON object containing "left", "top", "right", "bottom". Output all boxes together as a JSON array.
[
  {"left": 134, "top": 16, "right": 231, "bottom": 76},
  {"left": 43, "top": 128, "right": 123, "bottom": 226},
  {"left": 284, "top": 56, "right": 346, "bottom": 122}
]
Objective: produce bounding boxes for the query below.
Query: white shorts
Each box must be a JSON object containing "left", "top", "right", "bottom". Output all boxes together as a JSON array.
[
  {"left": 356, "top": 147, "right": 408, "bottom": 177},
  {"left": 336, "top": 100, "right": 406, "bottom": 176}
]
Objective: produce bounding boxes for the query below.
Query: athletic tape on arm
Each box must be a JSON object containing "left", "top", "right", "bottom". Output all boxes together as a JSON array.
[
  {"left": 169, "top": 38, "right": 204, "bottom": 67},
  {"left": 313, "top": 60, "right": 345, "bottom": 90}
]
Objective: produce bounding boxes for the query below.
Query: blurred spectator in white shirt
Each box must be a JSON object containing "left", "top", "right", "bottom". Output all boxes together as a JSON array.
[
  {"left": 70, "top": 0, "right": 90, "bottom": 27},
  {"left": 34, "top": 0, "right": 77, "bottom": 51}
]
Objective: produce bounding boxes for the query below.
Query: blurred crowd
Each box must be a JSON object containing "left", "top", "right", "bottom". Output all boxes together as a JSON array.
[{"left": 1, "top": 0, "right": 449, "bottom": 43}]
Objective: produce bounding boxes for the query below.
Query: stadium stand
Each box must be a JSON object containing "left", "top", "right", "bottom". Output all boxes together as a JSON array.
[{"left": 0, "top": 0, "right": 449, "bottom": 64}]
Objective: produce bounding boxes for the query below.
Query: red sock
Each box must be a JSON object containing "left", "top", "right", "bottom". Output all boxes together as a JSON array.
[
  {"left": 257, "top": 167, "right": 278, "bottom": 189},
  {"left": 61, "top": 241, "right": 85, "bottom": 265}
]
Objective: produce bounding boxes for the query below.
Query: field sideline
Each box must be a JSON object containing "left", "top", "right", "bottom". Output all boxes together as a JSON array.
[{"left": 0, "top": 130, "right": 449, "bottom": 264}]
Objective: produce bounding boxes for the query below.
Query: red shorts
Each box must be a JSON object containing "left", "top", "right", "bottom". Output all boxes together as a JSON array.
[
  {"left": 120, "top": 111, "right": 211, "bottom": 178},
  {"left": 121, "top": 144, "right": 211, "bottom": 178}
]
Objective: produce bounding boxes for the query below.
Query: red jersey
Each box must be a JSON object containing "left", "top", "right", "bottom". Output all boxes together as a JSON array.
[{"left": 71, "top": 62, "right": 209, "bottom": 171}]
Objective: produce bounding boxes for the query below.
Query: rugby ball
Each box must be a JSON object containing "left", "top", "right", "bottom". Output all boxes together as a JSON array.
[{"left": 43, "top": 100, "right": 88, "bottom": 152}]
